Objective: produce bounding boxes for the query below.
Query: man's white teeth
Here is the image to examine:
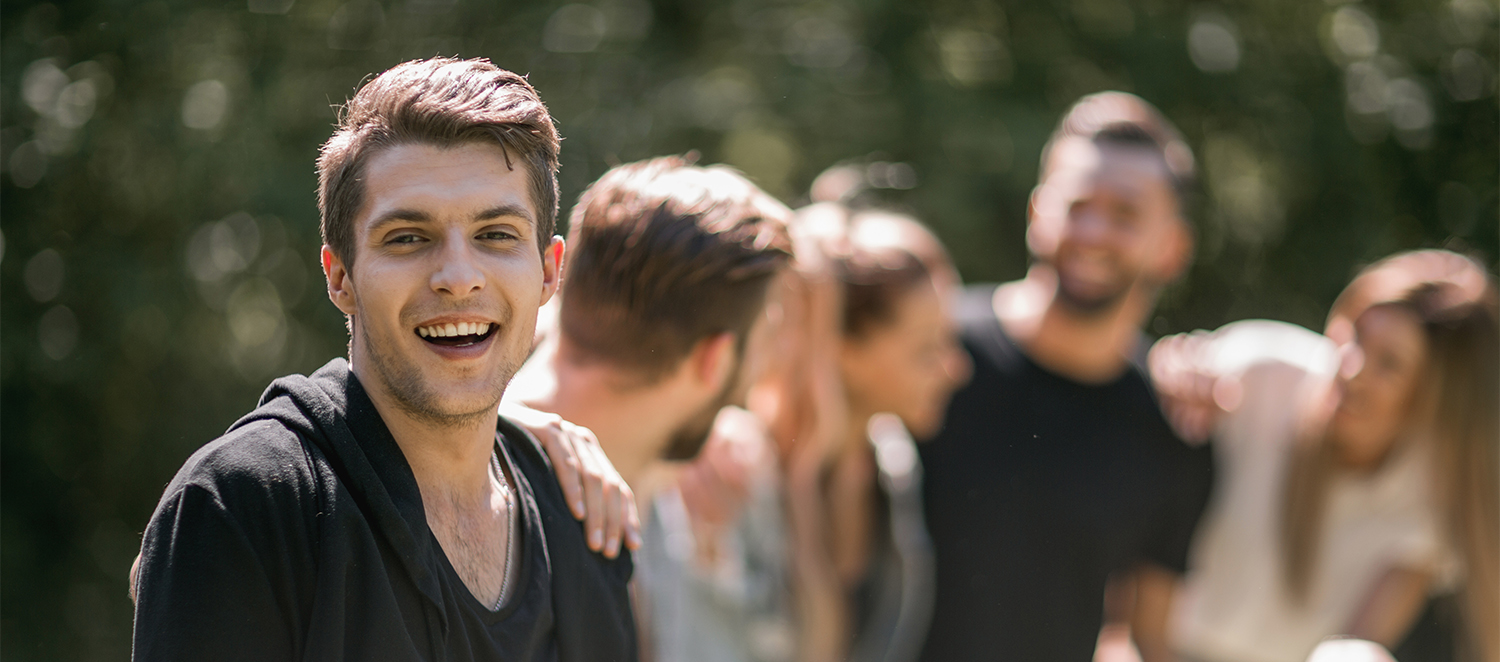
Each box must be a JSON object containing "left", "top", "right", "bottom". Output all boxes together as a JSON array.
[{"left": 417, "top": 322, "right": 492, "bottom": 338}]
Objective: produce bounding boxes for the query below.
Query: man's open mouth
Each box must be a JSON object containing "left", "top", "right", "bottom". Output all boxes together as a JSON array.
[{"left": 416, "top": 322, "right": 497, "bottom": 348}]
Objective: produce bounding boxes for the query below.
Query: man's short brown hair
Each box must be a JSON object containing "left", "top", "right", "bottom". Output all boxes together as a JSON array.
[
  {"left": 317, "top": 57, "right": 560, "bottom": 267},
  {"left": 1040, "top": 91, "right": 1196, "bottom": 200},
  {"left": 560, "top": 156, "right": 794, "bottom": 384}
]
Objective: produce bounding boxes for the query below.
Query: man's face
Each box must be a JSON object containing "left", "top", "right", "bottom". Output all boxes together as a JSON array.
[
  {"left": 660, "top": 277, "right": 782, "bottom": 460},
  {"left": 1028, "top": 136, "right": 1186, "bottom": 315},
  {"left": 324, "top": 142, "right": 561, "bottom": 426}
]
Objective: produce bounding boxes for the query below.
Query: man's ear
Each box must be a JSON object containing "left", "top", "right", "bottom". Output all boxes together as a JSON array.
[
  {"left": 1024, "top": 185, "right": 1056, "bottom": 260},
  {"left": 322, "top": 245, "right": 357, "bottom": 316},
  {"left": 540, "top": 235, "right": 564, "bottom": 306},
  {"left": 1151, "top": 217, "right": 1194, "bottom": 284},
  {"left": 690, "top": 332, "right": 738, "bottom": 393}
]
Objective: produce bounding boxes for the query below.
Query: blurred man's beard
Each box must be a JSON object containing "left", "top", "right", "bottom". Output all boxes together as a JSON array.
[
  {"left": 356, "top": 313, "right": 516, "bottom": 429},
  {"left": 1051, "top": 266, "right": 1134, "bottom": 317},
  {"left": 660, "top": 354, "right": 746, "bottom": 461}
]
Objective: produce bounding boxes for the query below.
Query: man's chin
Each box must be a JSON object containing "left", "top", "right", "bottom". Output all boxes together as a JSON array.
[
  {"left": 380, "top": 368, "right": 512, "bottom": 429},
  {"left": 1053, "top": 282, "right": 1129, "bottom": 316},
  {"left": 661, "top": 419, "right": 714, "bottom": 461}
]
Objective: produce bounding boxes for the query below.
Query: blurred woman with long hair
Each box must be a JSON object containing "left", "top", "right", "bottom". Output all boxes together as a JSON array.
[
  {"left": 781, "top": 202, "right": 970, "bottom": 662},
  {"left": 656, "top": 188, "right": 970, "bottom": 662},
  {"left": 1151, "top": 250, "right": 1498, "bottom": 662}
]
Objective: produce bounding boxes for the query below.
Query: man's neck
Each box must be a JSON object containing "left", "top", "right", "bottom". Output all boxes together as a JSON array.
[
  {"left": 348, "top": 361, "right": 499, "bottom": 501},
  {"left": 507, "top": 337, "right": 680, "bottom": 489},
  {"left": 993, "top": 267, "right": 1150, "bottom": 384}
]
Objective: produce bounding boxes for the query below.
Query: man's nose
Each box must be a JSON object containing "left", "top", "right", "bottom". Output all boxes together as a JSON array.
[
  {"left": 430, "top": 238, "right": 485, "bottom": 296},
  {"left": 1067, "top": 207, "right": 1110, "bottom": 245}
]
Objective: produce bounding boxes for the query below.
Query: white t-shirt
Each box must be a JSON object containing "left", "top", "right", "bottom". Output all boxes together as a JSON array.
[
  {"left": 1169, "top": 321, "right": 1456, "bottom": 662},
  {"left": 637, "top": 467, "right": 796, "bottom": 662}
]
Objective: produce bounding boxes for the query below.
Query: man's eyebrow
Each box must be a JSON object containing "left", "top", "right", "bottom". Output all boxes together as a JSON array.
[
  {"left": 367, "top": 204, "right": 534, "bottom": 233},
  {"left": 475, "top": 204, "right": 535, "bottom": 226},
  {"left": 368, "top": 209, "right": 433, "bottom": 233}
]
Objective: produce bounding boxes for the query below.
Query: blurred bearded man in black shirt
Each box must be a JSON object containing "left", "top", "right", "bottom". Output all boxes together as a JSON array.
[
  {"left": 916, "top": 93, "right": 1214, "bottom": 662},
  {"left": 132, "top": 58, "right": 637, "bottom": 662}
]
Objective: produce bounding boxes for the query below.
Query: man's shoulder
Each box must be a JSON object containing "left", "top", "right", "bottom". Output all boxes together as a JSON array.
[
  {"left": 164, "top": 418, "right": 321, "bottom": 514},
  {"left": 495, "top": 415, "right": 638, "bottom": 659},
  {"left": 496, "top": 414, "right": 635, "bottom": 581}
]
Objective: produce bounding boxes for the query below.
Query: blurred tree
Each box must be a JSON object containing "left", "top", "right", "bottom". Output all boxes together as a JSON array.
[{"left": 1, "top": 0, "right": 1494, "bottom": 658}]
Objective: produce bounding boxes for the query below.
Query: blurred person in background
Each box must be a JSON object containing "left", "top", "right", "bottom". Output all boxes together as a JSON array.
[
  {"left": 653, "top": 168, "right": 970, "bottom": 662},
  {"left": 1151, "top": 249, "right": 1499, "bottom": 662},
  {"left": 505, "top": 154, "right": 792, "bottom": 499},
  {"left": 916, "top": 92, "right": 1214, "bottom": 662},
  {"left": 497, "top": 155, "right": 797, "bottom": 659},
  {"left": 786, "top": 201, "right": 971, "bottom": 662},
  {"left": 132, "top": 58, "right": 642, "bottom": 661}
]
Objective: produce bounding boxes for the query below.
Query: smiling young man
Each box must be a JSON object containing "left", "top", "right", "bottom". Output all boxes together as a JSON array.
[
  {"left": 132, "top": 58, "right": 637, "bottom": 661},
  {"left": 915, "top": 92, "right": 1215, "bottom": 661}
]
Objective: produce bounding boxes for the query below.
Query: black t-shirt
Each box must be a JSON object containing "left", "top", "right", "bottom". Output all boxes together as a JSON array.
[
  {"left": 916, "top": 286, "right": 1214, "bottom": 661},
  {"left": 423, "top": 435, "right": 559, "bottom": 661},
  {"left": 132, "top": 359, "right": 636, "bottom": 662}
]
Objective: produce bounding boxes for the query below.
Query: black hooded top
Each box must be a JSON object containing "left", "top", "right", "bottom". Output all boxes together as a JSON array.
[{"left": 132, "top": 358, "right": 637, "bottom": 662}]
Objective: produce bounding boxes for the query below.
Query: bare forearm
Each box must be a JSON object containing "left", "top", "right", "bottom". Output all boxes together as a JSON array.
[
  {"left": 1345, "top": 567, "right": 1431, "bottom": 647},
  {"left": 1130, "top": 565, "right": 1179, "bottom": 662}
]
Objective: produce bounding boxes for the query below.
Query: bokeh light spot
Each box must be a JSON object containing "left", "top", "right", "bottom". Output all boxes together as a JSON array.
[
  {"left": 1188, "top": 16, "right": 1241, "bottom": 73},
  {"left": 22, "top": 59, "right": 68, "bottom": 116},
  {"left": 9, "top": 141, "right": 47, "bottom": 188},
  {"left": 1442, "top": 49, "right": 1494, "bottom": 101},
  {"left": 39, "top": 305, "right": 79, "bottom": 360},
  {"left": 24, "top": 248, "right": 65, "bottom": 302},
  {"left": 1325, "top": 7, "right": 1380, "bottom": 63},
  {"left": 328, "top": 0, "right": 387, "bottom": 51},
  {"left": 544, "top": 5, "right": 607, "bottom": 53},
  {"left": 181, "top": 80, "right": 228, "bottom": 130}
]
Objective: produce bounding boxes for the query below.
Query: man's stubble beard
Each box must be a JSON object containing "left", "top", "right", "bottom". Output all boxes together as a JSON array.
[
  {"left": 356, "top": 310, "right": 520, "bottom": 430},
  {"left": 1045, "top": 254, "right": 1143, "bottom": 319},
  {"left": 660, "top": 351, "right": 747, "bottom": 461},
  {"left": 1053, "top": 277, "right": 1130, "bottom": 317}
]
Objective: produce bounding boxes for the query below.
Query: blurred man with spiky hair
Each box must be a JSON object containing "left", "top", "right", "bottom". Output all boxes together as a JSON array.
[{"left": 916, "top": 92, "right": 1214, "bottom": 661}]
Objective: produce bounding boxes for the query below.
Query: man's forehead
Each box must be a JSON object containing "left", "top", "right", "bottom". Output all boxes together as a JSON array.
[
  {"left": 359, "top": 142, "right": 537, "bottom": 226},
  {"left": 1044, "top": 135, "right": 1173, "bottom": 187}
]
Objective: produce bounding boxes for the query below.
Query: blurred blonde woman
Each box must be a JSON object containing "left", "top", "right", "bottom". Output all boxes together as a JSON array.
[{"left": 1150, "top": 250, "right": 1498, "bottom": 662}]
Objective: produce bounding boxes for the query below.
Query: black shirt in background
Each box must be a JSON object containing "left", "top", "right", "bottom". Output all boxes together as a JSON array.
[
  {"left": 917, "top": 286, "right": 1214, "bottom": 661},
  {"left": 132, "top": 359, "right": 636, "bottom": 662}
]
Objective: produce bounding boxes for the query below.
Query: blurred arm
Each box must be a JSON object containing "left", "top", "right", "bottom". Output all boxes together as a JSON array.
[
  {"left": 676, "top": 406, "right": 771, "bottom": 566},
  {"left": 1150, "top": 320, "right": 1337, "bottom": 446},
  {"left": 1148, "top": 331, "right": 1226, "bottom": 445},
  {"left": 1129, "top": 564, "right": 1180, "bottom": 662},
  {"left": 1344, "top": 566, "right": 1432, "bottom": 648}
]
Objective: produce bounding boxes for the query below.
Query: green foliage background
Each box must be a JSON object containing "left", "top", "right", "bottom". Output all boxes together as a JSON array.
[{"left": 1, "top": 0, "right": 1494, "bottom": 658}]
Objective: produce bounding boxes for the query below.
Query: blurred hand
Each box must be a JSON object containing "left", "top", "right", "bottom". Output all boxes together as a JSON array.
[
  {"left": 677, "top": 406, "right": 773, "bottom": 564},
  {"left": 765, "top": 262, "right": 850, "bottom": 478},
  {"left": 1304, "top": 639, "right": 1396, "bottom": 662},
  {"left": 748, "top": 227, "right": 852, "bottom": 662},
  {"left": 679, "top": 407, "right": 770, "bottom": 527},
  {"left": 501, "top": 402, "right": 641, "bottom": 557},
  {"left": 1147, "top": 331, "right": 1230, "bottom": 445}
]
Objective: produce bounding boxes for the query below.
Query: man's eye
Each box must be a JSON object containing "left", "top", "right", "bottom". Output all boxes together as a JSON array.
[
  {"left": 479, "top": 231, "right": 518, "bottom": 241},
  {"left": 388, "top": 234, "right": 422, "bottom": 245}
]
